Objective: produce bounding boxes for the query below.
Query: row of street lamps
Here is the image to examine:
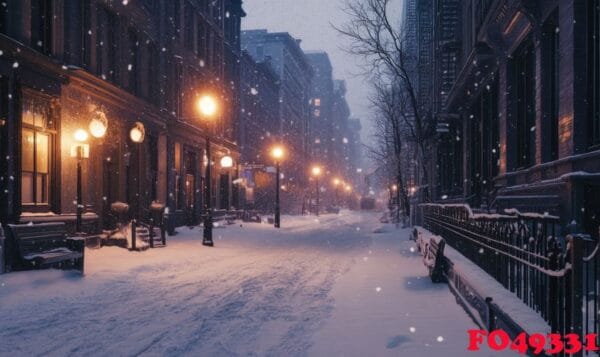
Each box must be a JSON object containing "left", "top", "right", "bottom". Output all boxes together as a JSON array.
[
  {"left": 268, "top": 146, "right": 354, "bottom": 224},
  {"left": 71, "top": 94, "right": 354, "bottom": 245}
]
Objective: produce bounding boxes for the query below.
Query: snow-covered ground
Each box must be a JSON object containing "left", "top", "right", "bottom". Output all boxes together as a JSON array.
[{"left": 0, "top": 211, "right": 497, "bottom": 356}]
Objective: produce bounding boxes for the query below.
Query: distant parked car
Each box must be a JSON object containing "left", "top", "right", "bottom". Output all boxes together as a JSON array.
[
  {"left": 360, "top": 197, "right": 376, "bottom": 210},
  {"left": 326, "top": 206, "right": 341, "bottom": 214}
]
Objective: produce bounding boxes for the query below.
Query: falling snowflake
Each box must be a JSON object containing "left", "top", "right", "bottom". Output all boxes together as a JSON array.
[
  {"left": 12, "top": 62, "right": 18, "bottom": 68},
  {"left": 409, "top": 327, "right": 416, "bottom": 333},
  {"left": 250, "top": 88, "right": 258, "bottom": 95},
  {"left": 127, "top": 64, "right": 133, "bottom": 71},
  {"left": 375, "top": 287, "right": 382, "bottom": 293},
  {"left": 437, "top": 336, "right": 444, "bottom": 342}
]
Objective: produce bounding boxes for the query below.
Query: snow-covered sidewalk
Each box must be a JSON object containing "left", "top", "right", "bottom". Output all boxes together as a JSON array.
[
  {"left": 310, "top": 224, "right": 504, "bottom": 357},
  {"left": 0, "top": 211, "right": 493, "bottom": 356}
]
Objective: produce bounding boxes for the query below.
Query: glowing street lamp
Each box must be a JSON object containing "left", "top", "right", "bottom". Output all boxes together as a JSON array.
[
  {"left": 271, "top": 145, "right": 285, "bottom": 228},
  {"left": 197, "top": 94, "right": 219, "bottom": 247},
  {"left": 220, "top": 155, "right": 233, "bottom": 210},
  {"left": 72, "top": 129, "right": 89, "bottom": 233},
  {"left": 220, "top": 155, "right": 233, "bottom": 168},
  {"left": 311, "top": 165, "right": 322, "bottom": 216},
  {"left": 128, "top": 122, "right": 145, "bottom": 228},
  {"left": 332, "top": 178, "right": 341, "bottom": 206},
  {"left": 89, "top": 110, "right": 108, "bottom": 138}
]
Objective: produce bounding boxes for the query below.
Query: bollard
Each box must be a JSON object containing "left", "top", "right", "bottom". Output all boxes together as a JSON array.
[
  {"left": 149, "top": 223, "right": 154, "bottom": 248},
  {"left": 131, "top": 220, "right": 137, "bottom": 251}
]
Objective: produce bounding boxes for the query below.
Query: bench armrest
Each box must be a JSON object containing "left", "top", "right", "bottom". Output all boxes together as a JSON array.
[{"left": 66, "top": 237, "right": 86, "bottom": 253}]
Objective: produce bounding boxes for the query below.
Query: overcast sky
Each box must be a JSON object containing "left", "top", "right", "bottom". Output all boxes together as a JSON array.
[{"left": 241, "top": 0, "right": 372, "bottom": 141}]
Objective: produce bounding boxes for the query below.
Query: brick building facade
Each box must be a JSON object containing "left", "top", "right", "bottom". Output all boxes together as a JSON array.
[
  {"left": 432, "top": 0, "right": 600, "bottom": 237},
  {"left": 0, "top": 0, "right": 245, "bottom": 230}
]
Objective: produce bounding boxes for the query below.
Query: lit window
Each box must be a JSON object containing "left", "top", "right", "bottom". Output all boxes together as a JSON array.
[
  {"left": 21, "top": 90, "right": 54, "bottom": 207},
  {"left": 314, "top": 109, "right": 320, "bottom": 117},
  {"left": 314, "top": 98, "right": 321, "bottom": 106}
]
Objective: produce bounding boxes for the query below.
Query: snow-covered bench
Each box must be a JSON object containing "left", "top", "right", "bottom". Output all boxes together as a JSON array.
[
  {"left": 7, "top": 222, "right": 84, "bottom": 273},
  {"left": 413, "top": 227, "right": 447, "bottom": 283},
  {"left": 426, "top": 236, "right": 446, "bottom": 283}
]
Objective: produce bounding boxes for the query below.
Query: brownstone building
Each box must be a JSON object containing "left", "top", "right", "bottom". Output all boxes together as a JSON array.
[
  {"left": 432, "top": 0, "right": 600, "bottom": 237},
  {"left": 0, "top": 0, "right": 245, "bottom": 231}
]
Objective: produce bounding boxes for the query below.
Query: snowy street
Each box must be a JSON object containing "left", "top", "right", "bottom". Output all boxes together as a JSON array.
[{"left": 1, "top": 212, "right": 488, "bottom": 356}]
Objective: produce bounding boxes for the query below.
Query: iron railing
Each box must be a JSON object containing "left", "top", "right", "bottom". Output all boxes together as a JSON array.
[{"left": 421, "top": 204, "right": 600, "bottom": 354}]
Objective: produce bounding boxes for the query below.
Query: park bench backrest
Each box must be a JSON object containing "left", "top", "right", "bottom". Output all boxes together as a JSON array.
[{"left": 8, "top": 223, "right": 68, "bottom": 256}]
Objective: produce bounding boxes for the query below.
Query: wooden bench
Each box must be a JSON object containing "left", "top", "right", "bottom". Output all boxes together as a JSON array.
[
  {"left": 425, "top": 237, "right": 446, "bottom": 283},
  {"left": 7, "top": 222, "right": 85, "bottom": 273}
]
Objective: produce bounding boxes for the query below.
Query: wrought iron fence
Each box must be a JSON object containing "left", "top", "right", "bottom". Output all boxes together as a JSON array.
[{"left": 421, "top": 204, "right": 600, "bottom": 354}]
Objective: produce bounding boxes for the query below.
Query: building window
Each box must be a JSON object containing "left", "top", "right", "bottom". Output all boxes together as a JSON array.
[
  {"left": 82, "top": 0, "right": 92, "bottom": 68},
  {"left": 174, "top": 142, "right": 183, "bottom": 210},
  {"left": 0, "top": 2, "right": 8, "bottom": 34},
  {"left": 127, "top": 29, "right": 139, "bottom": 95},
  {"left": 31, "top": 0, "right": 53, "bottom": 55},
  {"left": 171, "top": 62, "right": 183, "bottom": 116},
  {"left": 184, "top": 1, "right": 195, "bottom": 51},
  {"left": 197, "top": 20, "right": 207, "bottom": 58},
  {"left": 147, "top": 43, "right": 159, "bottom": 101},
  {"left": 314, "top": 98, "right": 321, "bottom": 107},
  {"left": 142, "top": 0, "right": 157, "bottom": 13},
  {"left": 588, "top": 0, "right": 600, "bottom": 147},
  {"left": 21, "top": 91, "right": 54, "bottom": 209},
  {"left": 541, "top": 11, "right": 560, "bottom": 161},
  {"left": 510, "top": 39, "right": 536, "bottom": 169},
  {"left": 105, "top": 9, "right": 119, "bottom": 82},
  {"left": 314, "top": 109, "right": 320, "bottom": 117}
]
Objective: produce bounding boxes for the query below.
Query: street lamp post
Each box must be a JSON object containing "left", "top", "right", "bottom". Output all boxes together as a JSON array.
[
  {"left": 333, "top": 178, "right": 341, "bottom": 207},
  {"left": 204, "top": 136, "right": 213, "bottom": 246},
  {"left": 197, "top": 95, "right": 218, "bottom": 247},
  {"left": 129, "top": 122, "right": 145, "bottom": 219},
  {"left": 311, "top": 166, "right": 322, "bottom": 216},
  {"left": 220, "top": 155, "right": 233, "bottom": 210},
  {"left": 271, "top": 146, "right": 284, "bottom": 228},
  {"left": 72, "top": 129, "right": 89, "bottom": 233}
]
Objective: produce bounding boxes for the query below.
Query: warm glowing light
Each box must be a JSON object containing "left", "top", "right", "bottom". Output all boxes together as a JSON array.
[
  {"left": 130, "top": 122, "right": 145, "bottom": 143},
  {"left": 197, "top": 95, "right": 218, "bottom": 117},
  {"left": 89, "top": 110, "right": 108, "bottom": 138},
  {"left": 392, "top": 184, "right": 398, "bottom": 191},
  {"left": 220, "top": 155, "right": 233, "bottom": 168},
  {"left": 311, "top": 166, "right": 322, "bottom": 177},
  {"left": 74, "top": 129, "right": 89, "bottom": 142},
  {"left": 345, "top": 185, "right": 352, "bottom": 192},
  {"left": 271, "top": 146, "right": 284, "bottom": 160},
  {"left": 333, "top": 178, "right": 341, "bottom": 186}
]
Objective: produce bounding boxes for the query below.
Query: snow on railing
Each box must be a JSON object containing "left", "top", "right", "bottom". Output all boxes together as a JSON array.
[{"left": 419, "top": 202, "right": 600, "bottom": 338}]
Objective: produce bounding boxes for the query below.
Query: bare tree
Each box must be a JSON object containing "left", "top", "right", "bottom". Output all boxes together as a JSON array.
[
  {"left": 334, "top": 0, "right": 436, "bottom": 198},
  {"left": 369, "top": 78, "right": 410, "bottom": 218}
]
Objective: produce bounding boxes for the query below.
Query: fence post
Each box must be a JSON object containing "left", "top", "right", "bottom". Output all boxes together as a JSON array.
[
  {"left": 547, "top": 236, "right": 560, "bottom": 333},
  {"left": 149, "top": 223, "right": 154, "bottom": 248},
  {"left": 131, "top": 220, "right": 137, "bottom": 251},
  {"left": 568, "top": 234, "right": 584, "bottom": 354},
  {"left": 485, "top": 297, "right": 495, "bottom": 331}
]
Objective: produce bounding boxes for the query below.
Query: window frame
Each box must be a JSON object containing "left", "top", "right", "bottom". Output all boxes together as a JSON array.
[
  {"left": 510, "top": 38, "right": 536, "bottom": 170},
  {"left": 20, "top": 89, "right": 57, "bottom": 212}
]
